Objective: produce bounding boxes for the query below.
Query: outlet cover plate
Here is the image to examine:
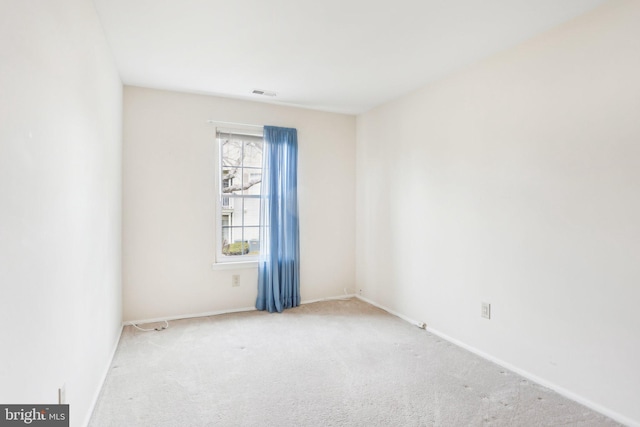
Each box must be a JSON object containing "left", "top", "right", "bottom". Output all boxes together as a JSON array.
[{"left": 481, "top": 302, "right": 491, "bottom": 319}]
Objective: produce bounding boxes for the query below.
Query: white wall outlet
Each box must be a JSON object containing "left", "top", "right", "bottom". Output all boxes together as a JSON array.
[
  {"left": 58, "top": 384, "right": 66, "bottom": 404},
  {"left": 481, "top": 302, "right": 491, "bottom": 319},
  {"left": 417, "top": 322, "right": 427, "bottom": 329},
  {"left": 231, "top": 275, "right": 240, "bottom": 287}
]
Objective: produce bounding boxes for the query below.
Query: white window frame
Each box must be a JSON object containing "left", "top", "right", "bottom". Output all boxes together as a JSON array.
[{"left": 214, "top": 126, "right": 263, "bottom": 264}]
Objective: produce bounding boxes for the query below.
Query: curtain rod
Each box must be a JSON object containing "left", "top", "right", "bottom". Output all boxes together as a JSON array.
[{"left": 207, "top": 120, "right": 263, "bottom": 128}]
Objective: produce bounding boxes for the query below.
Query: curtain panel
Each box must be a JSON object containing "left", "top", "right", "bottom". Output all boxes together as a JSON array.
[{"left": 256, "top": 126, "right": 300, "bottom": 313}]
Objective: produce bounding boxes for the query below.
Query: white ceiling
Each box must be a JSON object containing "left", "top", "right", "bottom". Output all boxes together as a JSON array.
[{"left": 93, "top": 0, "right": 608, "bottom": 114}]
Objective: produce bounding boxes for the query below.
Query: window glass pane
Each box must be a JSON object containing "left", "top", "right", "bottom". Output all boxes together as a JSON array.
[
  {"left": 242, "top": 170, "right": 262, "bottom": 195},
  {"left": 221, "top": 226, "right": 234, "bottom": 253},
  {"left": 222, "top": 227, "right": 249, "bottom": 256},
  {"left": 225, "top": 198, "right": 242, "bottom": 232},
  {"left": 244, "top": 227, "right": 260, "bottom": 255},
  {"left": 243, "top": 141, "right": 262, "bottom": 168},
  {"left": 220, "top": 194, "right": 233, "bottom": 209},
  {"left": 221, "top": 167, "right": 242, "bottom": 195},
  {"left": 221, "top": 227, "right": 230, "bottom": 248},
  {"left": 243, "top": 198, "right": 260, "bottom": 227},
  {"left": 221, "top": 139, "right": 242, "bottom": 167}
]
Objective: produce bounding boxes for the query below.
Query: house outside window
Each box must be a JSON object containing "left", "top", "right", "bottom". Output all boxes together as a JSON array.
[{"left": 216, "top": 129, "right": 263, "bottom": 263}]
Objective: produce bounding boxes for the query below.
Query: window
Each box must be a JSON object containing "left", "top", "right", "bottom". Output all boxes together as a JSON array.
[{"left": 216, "top": 129, "right": 263, "bottom": 263}]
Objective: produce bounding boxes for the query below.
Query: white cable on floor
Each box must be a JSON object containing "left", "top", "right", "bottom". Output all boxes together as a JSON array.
[
  {"left": 334, "top": 288, "right": 354, "bottom": 301},
  {"left": 131, "top": 320, "right": 169, "bottom": 332}
]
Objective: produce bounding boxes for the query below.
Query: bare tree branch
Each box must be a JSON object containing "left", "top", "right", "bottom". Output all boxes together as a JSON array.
[{"left": 223, "top": 178, "right": 262, "bottom": 193}]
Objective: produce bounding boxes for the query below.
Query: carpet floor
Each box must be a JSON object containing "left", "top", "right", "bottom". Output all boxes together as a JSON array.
[{"left": 89, "top": 298, "right": 620, "bottom": 426}]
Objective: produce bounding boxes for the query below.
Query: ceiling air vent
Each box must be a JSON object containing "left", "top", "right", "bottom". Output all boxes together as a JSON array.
[{"left": 252, "top": 89, "right": 277, "bottom": 97}]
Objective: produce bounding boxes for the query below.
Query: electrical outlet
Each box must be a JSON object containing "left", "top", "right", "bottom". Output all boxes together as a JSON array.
[
  {"left": 359, "top": 289, "right": 363, "bottom": 295},
  {"left": 481, "top": 302, "right": 491, "bottom": 319},
  {"left": 231, "top": 275, "right": 240, "bottom": 287},
  {"left": 417, "top": 322, "right": 427, "bottom": 329},
  {"left": 58, "top": 384, "right": 66, "bottom": 404}
]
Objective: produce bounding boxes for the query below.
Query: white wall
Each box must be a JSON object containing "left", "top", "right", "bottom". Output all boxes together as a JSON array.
[
  {"left": 356, "top": 1, "right": 640, "bottom": 424},
  {"left": 0, "top": 1, "right": 122, "bottom": 427},
  {"left": 123, "top": 86, "right": 355, "bottom": 321}
]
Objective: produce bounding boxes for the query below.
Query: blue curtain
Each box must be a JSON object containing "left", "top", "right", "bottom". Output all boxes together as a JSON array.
[{"left": 256, "top": 126, "right": 300, "bottom": 313}]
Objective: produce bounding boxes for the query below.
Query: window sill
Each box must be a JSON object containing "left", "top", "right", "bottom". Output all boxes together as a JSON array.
[{"left": 211, "top": 261, "right": 259, "bottom": 271}]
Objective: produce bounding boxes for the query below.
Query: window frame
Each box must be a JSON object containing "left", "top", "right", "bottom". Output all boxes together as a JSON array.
[{"left": 214, "top": 127, "right": 264, "bottom": 265}]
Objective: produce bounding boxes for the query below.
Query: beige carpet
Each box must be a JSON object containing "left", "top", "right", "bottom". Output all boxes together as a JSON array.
[{"left": 89, "top": 298, "right": 619, "bottom": 426}]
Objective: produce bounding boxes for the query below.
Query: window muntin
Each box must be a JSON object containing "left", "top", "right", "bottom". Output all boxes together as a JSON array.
[{"left": 216, "top": 130, "right": 263, "bottom": 262}]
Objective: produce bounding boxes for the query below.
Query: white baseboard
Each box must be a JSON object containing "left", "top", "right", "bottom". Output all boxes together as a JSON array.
[
  {"left": 82, "top": 324, "right": 123, "bottom": 427},
  {"left": 355, "top": 295, "right": 638, "bottom": 427},
  {"left": 124, "top": 306, "right": 257, "bottom": 326},
  {"left": 123, "top": 293, "right": 357, "bottom": 326},
  {"left": 355, "top": 295, "right": 424, "bottom": 327},
  {"left": 301, "top": 293, "right": 356, "bottom": 304}
]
